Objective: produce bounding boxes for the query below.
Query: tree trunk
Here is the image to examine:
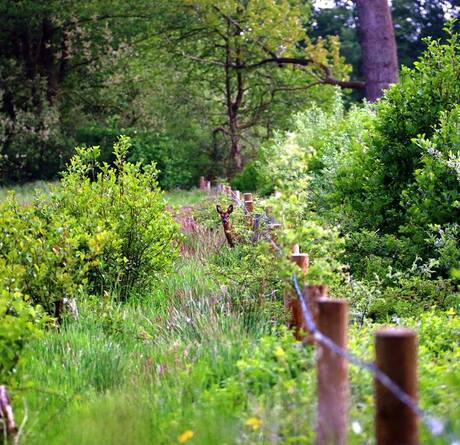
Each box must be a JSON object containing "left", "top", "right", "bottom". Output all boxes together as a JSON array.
[{"left": 355, "top": 0, "right": 399, "bottom": 102}]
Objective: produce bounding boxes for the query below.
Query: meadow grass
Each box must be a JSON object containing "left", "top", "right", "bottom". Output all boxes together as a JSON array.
[
  {"left": 0, "top": 180, "right": 57, "bottom": 204},
  {"left": 164, "top": 189, "right": 210, "bottom": 208}
]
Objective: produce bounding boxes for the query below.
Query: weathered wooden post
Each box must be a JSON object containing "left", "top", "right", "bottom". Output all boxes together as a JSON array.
[
  {"left": 300, "top": 284, "right": 328, "bottom": 344},
  {"left": 206, "top": 180, "right": 211, "bottom": 192},
  {"left": 316, "top": 299, "right": 349, "bottom": 445},
  {"left": 243, "top": 193, "right": 254, "bottom": 212},
  {"left": 217, "top": 183, "right": 223, "bottom": 194},
  {"left": 375, "top": 328, "right": 418, "bottom": 445},
  {"left": 244, "top": 192, "right": 254, "bottom": 227},
  {"left": 286, "top": 249, "right": 309, "bottom": 339},
  {"left": 199, "top": 176, "right": 206, "bottom": 190}
]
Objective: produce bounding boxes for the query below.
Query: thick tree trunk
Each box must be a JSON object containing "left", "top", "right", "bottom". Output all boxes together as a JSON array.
[{"left": 355, "top": 0, "right": 399, "bottom": 102}]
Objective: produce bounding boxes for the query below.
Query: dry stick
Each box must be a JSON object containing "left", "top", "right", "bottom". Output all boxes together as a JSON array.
[
  {"left": 375, "top": 328, "right": 418, "bottom": 445},
  {"left": 0, "top": 386, "right": 18, "bottom": 442},
  {"left": 316, "top": 299, "right": 349, "bottom": 445}
]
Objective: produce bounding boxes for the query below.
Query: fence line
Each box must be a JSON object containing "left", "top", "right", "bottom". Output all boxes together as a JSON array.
[{"left": 208, "top": 179, "right": 458, "bottom": 445}]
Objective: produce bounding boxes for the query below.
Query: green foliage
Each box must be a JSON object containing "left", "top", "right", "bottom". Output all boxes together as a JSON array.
[
  {"left": 255, "top": 34, "right": 460, "bottom": 312},
  {"left": 0, "top": 290, "right": 46, "bottom": 384},
  {"left": 0, "top": 137, "right": 180, "bottom": 314},
  {"left": 367, "top": 28, "right": 460, "bottom": 232},
  {"left": 0, "top": 191, "right": 88, "bottom": 314},
  {"left": 55, "top": 136, "right": 181, "bottom": 300},
  {"left": 230, "top": 161, "right": 260, "bottom": 193},
  {"left": 76, "top": 124, "right": 201, "bottom": 189}
]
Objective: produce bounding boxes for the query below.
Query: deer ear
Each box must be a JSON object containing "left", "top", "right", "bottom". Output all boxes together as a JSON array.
[
  {"left": 227, "top": 204, "right": 234, "bottom": 214},
  {"left": 216, "top": 205, "right": 223, "bottom": 214}
]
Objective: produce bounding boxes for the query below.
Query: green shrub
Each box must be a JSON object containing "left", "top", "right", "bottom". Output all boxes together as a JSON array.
[
  {"left": 52, "top": 136, "right": 181, "bottom": 300},
  {"left": 0, "top": 136, "right": 180, "bottom": 313},
  {"left": 230, "top": 161, "right": 260, "bottom": 193},
  {"left": 370, "top": 30, "right": 460, "bottom": 232},
  {"left": 76, "top": 124, "right": 202, "bottom": 189},
  {"left": 0, "top": 289, "right": 46, "bottom": 384},
  {"left": 0, "top": 192, "right": 88, "bottom": 314}
]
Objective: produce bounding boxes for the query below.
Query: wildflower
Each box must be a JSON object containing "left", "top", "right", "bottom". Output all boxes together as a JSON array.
[
  {"left": 245, "top": 417, "right": 263, "bottom": 431},
  {"left": 352, "top": 421, "right": 362, "bottom": 434},
  {"left": 177, "top": 430, "right": 194, "bottom": 443},
  {"left": 274, "top": 346, "right": 286, "bottom": 359},
  {"left": 446, "top": 307, "right": 456, "bottom": 316}
]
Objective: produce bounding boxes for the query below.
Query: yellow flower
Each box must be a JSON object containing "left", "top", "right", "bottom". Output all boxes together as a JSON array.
[
  {"left": 177, "top": 430, "right": 194, "bottom": 443},
  {"left": 446, "top": 307, "right": 456, "bottom": 316},
  {"left": 274, "top": 346, "right": 286, "bottom": 359},
  {"left": 245, "top": 417, "right": 263, "bottom": 431}
]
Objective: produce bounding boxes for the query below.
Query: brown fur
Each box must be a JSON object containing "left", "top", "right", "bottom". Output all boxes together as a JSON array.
[{"left": 216, "top": 204, "right": 235, "bottom": 248}]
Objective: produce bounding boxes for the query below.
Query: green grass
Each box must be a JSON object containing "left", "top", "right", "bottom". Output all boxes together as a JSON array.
[
  {"left": 0, "top": 180, "right": 57, "bottom": 204},
  {"left": 164, "top": 188, "right": 210, "bottom": 208}
]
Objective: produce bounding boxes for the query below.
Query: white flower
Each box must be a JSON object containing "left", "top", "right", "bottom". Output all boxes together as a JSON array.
[{"left": 352, "top": 421, "right": 362, "bottom": 434}]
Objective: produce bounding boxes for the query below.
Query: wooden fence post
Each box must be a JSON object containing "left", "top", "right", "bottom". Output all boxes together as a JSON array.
[
  {"left": 243, "top": 192, "right": 254, "bottom": 227},
  {"left": 375, "top": 328, "right": 418, "bottom": 445},
  {"left": 300, "top": 284, "right": 328, "bottom": 344},
  {"left": 243, "top": 193, "right": 254, "bottom": 212},
  {"left": 316, "top": 299, "right": 349, "bottom": 445},
  {"left": 286, "top": 250, "right": 309, "bottom": 338},
  {"left": 206, "top": 180, "right": 211, "bottom": 192},
  {"left": 199, "top": 176, "right": 206, "bottom": 190}
]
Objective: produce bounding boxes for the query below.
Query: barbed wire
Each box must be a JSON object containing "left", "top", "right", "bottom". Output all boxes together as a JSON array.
[
  {"left": 217, "top": 187, "right": 458, "bottom": 444},
  {"left": 292, "top": 272, "right": 459, "bottom": 445}
]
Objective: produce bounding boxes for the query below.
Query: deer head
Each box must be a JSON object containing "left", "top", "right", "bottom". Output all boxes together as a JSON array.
[{"left": 216, "top": 204, "right": 233, "bottom": 225}]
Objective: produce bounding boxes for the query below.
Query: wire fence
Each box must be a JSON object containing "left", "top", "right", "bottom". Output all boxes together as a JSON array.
[{"left": 213, "top": 182, "right": 459, "bottom": 445}]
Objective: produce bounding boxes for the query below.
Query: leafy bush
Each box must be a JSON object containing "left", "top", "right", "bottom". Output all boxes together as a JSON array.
[
  {"left": 370, "top": 30, "right": 460, "bottom": 232},
  {"left": 52, "top": 136, "right": 181, "bottom": 300},
  {"left": 0, "top": 192, "right": 88, "bottom": 314},
  {"left": 0, "top": 136, "right": 180, "bottom": 314},
  {"left": 0, "top": 290, "right": 46, "bottom": 384},
  {"left": 230, "top": 161, "right": 260, "bottom": 193}
]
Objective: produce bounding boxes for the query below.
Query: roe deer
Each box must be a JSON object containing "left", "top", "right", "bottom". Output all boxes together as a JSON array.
[{"left": 216, "top": 204, "right": 235, "bottom": 247}]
